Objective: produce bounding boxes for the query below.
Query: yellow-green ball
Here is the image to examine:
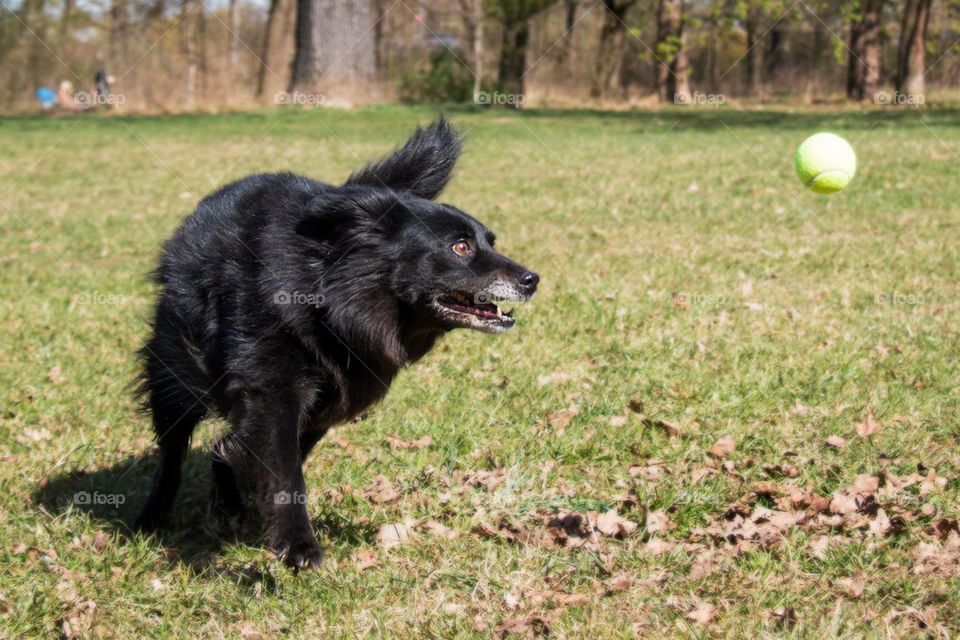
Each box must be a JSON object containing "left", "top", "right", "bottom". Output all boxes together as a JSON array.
[{"left": 795, "top": 133, "right": 856, "bottom": 194}]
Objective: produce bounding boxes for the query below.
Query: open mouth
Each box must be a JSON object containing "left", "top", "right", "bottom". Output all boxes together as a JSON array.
[{"left": 436, "top": 292, "right": 516, "bottom": 330}]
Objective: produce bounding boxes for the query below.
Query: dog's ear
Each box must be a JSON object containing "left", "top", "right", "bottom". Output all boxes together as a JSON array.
[
  {"left": 343, "top": 117, "right": 462, "bottom": 200},
  {"left": 296, "top": 190, "right": 405, "bottom": 243}
]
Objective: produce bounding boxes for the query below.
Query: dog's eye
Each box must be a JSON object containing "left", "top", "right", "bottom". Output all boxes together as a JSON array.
[{"left": 452, "top": 240, "right": 470, "bottom": 255}]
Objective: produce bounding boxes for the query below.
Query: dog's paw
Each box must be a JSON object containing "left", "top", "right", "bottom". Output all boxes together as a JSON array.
[{"left": 275, "top": 537, "right": 325, "bottom": 570}]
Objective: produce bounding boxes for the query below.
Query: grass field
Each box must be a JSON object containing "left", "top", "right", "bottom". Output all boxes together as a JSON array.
[{"left": 1, "top": 104, "right": 959, "bottom": 638}]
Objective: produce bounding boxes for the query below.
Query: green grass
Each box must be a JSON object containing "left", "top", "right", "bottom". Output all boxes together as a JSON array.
[{"left": 1, "top": 104, "right": 959, "bottom": 638}]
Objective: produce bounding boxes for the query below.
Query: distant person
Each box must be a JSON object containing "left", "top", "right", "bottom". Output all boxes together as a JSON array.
[
  {"left": 56, "top": 81, "right": 82, "bottom": 111},
  {"left": 35, "top": 87, "right": 56, "bottom": 110},
  {"left": 93, "top": 71, "right": 117, "bottom": 108}
]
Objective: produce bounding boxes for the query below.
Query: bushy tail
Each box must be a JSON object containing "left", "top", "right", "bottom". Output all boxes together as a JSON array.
[{"left": 344, "top": 117, "right": 462, "bottom": 200}]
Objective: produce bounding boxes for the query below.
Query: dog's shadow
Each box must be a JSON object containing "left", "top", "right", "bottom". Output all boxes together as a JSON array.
[{"left": 34, "top": 449, "right": 377, "bottom": 576}]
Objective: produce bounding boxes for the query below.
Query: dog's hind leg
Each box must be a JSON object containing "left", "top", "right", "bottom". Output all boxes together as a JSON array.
[
  {"left": 134, "top": 343, "right": 209, "bottom": 531},
  {"left": 217, "top": 385, "right": 322, "bottom": 569}
]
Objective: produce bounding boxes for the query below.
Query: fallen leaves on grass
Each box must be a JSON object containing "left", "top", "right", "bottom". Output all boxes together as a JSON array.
[
  {"left": 384, "top": 435, "right": 432, "bottom": 450},
  {"left": 596, "top": 509, "right": 638, "bottom": 539},
  {"left": 493, "top": 609, "right": 561, "bottom": 638},
  {"left": 707, "top": 436, "right": 735, "bottom": 458},
  {"left": 857, "top": 412, "right": 881, "bottom": 438},
  {"left": 47, "top": 365, "right": 67, "bottom": 385},
  {"left": 546, "top": 404, "right": 579, "bottom": 430},
  {"left": 825, "top": 435, "right": 848, "bottom": 449},
  {"left": 684, "top": 602, "right": 717, "bottom": 625},
  {"left": 355, "top": 549, "right": 379, "bottom": 570},
  {"left": 424, "top": 520, "right": 456, "bottom": 539},
  {"left": 363, "top": 475, "right": 401, "bottom": 504},
  {"left": 15, "top": 427, "right": 52, "bottom": 444},
  {"left": 471, "top": 507, "right": 639, "bottom": 551},
  {"left": 376, "top": 522, "right": 414, "bottom": 549}
]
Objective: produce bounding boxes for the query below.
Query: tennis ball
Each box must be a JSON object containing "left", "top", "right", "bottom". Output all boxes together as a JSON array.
[{"left": 795, "top": 133, "right": 856, "bottom": 194}]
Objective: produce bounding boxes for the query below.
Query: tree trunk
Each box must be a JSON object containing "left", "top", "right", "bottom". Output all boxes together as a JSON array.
[
  {"left": 60, "top": 0, "right": 75, "bottom": 45},
  {"left": 498, "top": 20, "right": 528, "bottom": 96},
  {"left": 290, "top": 0, "right": 375, "bottom": 98},
  {"left": 372, "top": 0, "right": 389, "bottom": 76},
  {"left": 457, "top": 0, "right": 485, "bottom": 102},
  {"left": 592, "top": 0, "right": 633, "bottom": 98},
  {"left": 655, "top": 0, "right": 688, "bottom": 102},
  {"left": 179, "top": 0, "right": 198, "bottom": 107},
  {"left": 227, "top": 0, "right": 239, "bottom": 66},
  {"left": 705, "top": 7, "right": 718, "bottom": 94},
  {"left": 847, "top": 0, "right": 881, "bottom": 101},
  {"left": 744, "top": 10, "right": 761, "bottom": 95},
  {"left": 560, "top": 0, "right": 579, "bottom": 69},
  {"left": 257, "top": 0, "right": 296, "bottom": 97},
  {"left": 896, "top": 0, "right": 931, "bottom": 99},
  {"left": 109, "top": 0, "right": 129, "bottom": 72}
]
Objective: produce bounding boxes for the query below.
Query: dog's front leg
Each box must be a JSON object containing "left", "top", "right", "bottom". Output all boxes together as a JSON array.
[{"left": 230, "top": 387, "right": 323, "bottom": 569}]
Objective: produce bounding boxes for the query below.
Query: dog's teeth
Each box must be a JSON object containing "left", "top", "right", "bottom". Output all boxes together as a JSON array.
[{"left": 496, "top": 306, "right": 502, "bottom": 317}]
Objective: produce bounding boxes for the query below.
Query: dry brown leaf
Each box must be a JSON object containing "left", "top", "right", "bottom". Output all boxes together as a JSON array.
[
  {"left": 825, "top": 435, "right": 848, "bottom": 449},
  {"left": 48, "top": 365, "right": 67, "bottom": 385},
  {"left": 607, "top": 415, "right": 628, "bottom": 427},
  {"left": 425, "top": 520, "right": 456, "bottom": 539},
  {"left": 773, "top": 606, "right": 798, "bottom": 630},
  {"left": 595, "top": 509, "right": 638, "bottom": 539},
  {"left": 708, "top": 436, "right": 735, "bottom": 458},
  {"left": 868, "top": 508, "right": 892, "bottom": 537},
  {"left": 60, "top": 600, "right": 95, "bottom": 639},
  {"left": 384, "top": 435, "right": 432, "bottom": 450},
  {"left": 857, "top": 412, "right": 881, "bottom": 438},
  {"left": 645, "top": 537, "right": 677, "bottom": 556},
  {"left": 645, "top": 510, "right": 674, "bottom": 535},
  {"left": 853, "top": 474, "right": 880, "bottom": 493},
  {"left": 376, "top": 523, "right": 412, "bottom": 549},
  {"left": 643, "top": 418, "right": 680, "bottom": 437},
  {"left": 685, "top": 602, "right": 717, "bottom": 624},
  {"left": 603, "top": 573, "right": 635, "bottom": 595},
  {"left": 627, "top": 459, "right": 668, "bottom": 481},
  {"left": 546, "top": 404, "right": 579, "bottom": 430},
  {"left": 537, "top": 372, "right": 571, "bottom": 387},
  {"left": 688, "top": 552, "right": 721, "bottom": 580},
  {"left": 493, "top": 610, "right": 561, "bottom": 638},
  {"left": 363, "top": 475, "right": 401, "bottom": 504},
  {"left": 837, "top": 577, "right": 865, "bottom": 598},
  {"left": 355, "top": 549, "right": 379, "bottom": 570},
  {"left": 15, "top": 427, "right": 52, "bottom": 444},
  {"left": 92, "top": 531, "right": 110, "bottom": 552},
  {"left": 808, "top": 535, "right": 831, "bottom": 559}
]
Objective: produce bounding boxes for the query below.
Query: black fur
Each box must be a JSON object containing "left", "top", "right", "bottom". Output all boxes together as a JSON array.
[{"left": 134, "top": 118, "right": 539, "bottom": 569}]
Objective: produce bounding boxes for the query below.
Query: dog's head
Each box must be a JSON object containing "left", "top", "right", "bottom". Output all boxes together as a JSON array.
[{"left": 342, "top": 118, "right": 539, "bottom": 335}]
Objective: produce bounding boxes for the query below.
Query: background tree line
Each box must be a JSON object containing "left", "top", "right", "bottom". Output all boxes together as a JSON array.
[{"left": 1, "top": 0, "right": 957, "bottom": 110}]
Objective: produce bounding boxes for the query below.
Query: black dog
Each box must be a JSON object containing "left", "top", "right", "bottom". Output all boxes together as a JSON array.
[{"left": 134, "top": 119, "right": 538, "bottom": 568}]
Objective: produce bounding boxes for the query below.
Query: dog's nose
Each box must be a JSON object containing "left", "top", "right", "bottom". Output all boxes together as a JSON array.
[{"left": 518, "top": 270, "right": 539, "bottom": 291}]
